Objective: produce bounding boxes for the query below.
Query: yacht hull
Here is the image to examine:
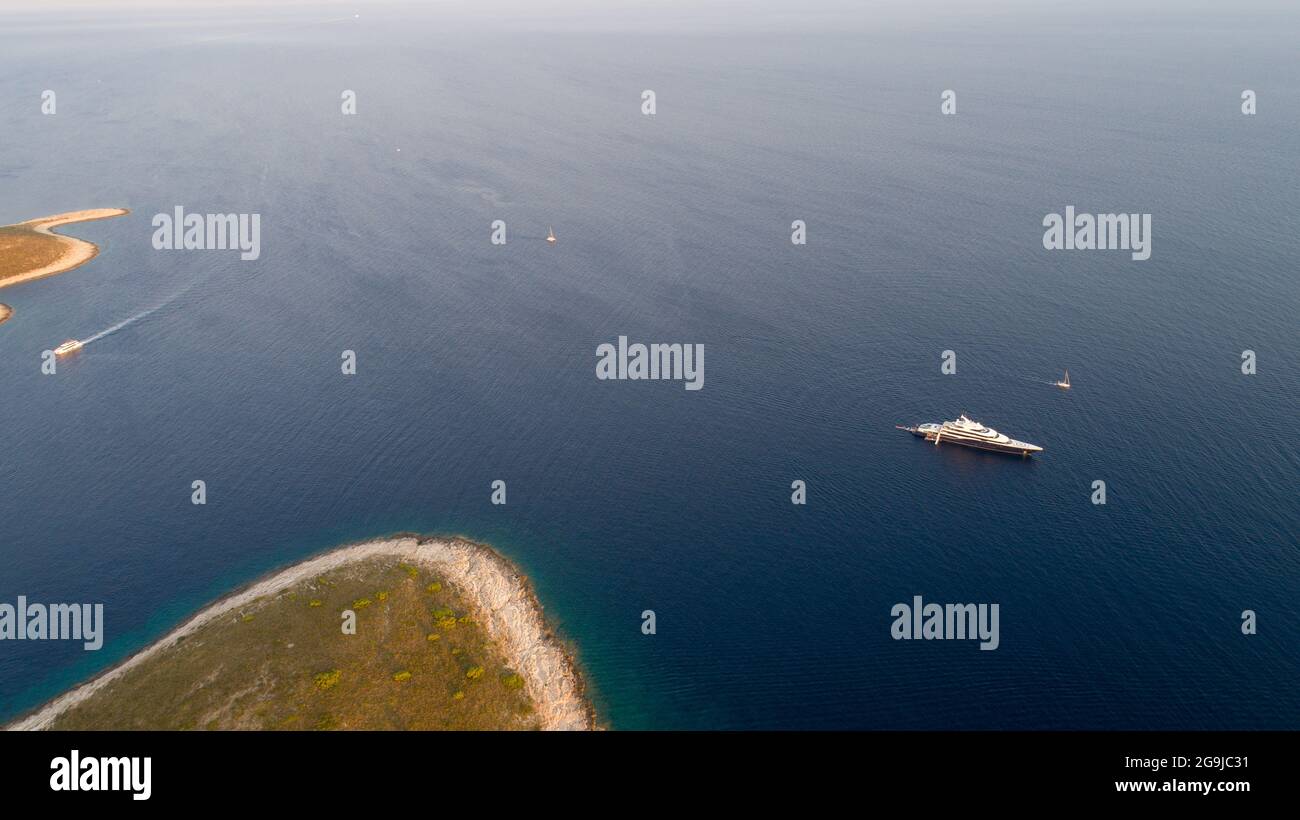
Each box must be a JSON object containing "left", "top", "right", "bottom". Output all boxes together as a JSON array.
[{"left": 934, "top": 437, "right": 1040, "bottom": 456}]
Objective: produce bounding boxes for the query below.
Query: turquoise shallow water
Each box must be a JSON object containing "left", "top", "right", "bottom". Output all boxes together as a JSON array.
[{"left": 0, "top": 3, "right": 1297, "bottom": 729}]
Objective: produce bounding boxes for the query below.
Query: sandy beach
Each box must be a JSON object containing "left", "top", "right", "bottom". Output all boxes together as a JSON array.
[
  {"left": 0, "top": 208, "right": 129, "bottom": 290},
  {"left": 7, "top": 535, "right": 594, "bottom": 731},
  {"left": 0, "top": 304, "right": 10, "bottom": 325}
]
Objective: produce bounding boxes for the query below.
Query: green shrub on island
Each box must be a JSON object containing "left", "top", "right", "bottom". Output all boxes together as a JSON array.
[
  {"left": 501, "top": 673, "right": 524, "bottom": 690},
  {"left": 309, "top": 599, "right": 323, "bottom": 608},
  {"left": 466, "top": 666, "right": 484, "bottom": 680},
  {"left": 426, "top": 582, "right": 442, "bottom": 593},
  {"left": 393, "top": 671, "right": 412, "bottom": 682},
  {"left": 314, "top": 670, "right": 342, "bottom": 691}
]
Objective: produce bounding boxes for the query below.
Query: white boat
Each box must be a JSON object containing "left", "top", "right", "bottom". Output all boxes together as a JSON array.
[
  {"left": 1054, "top": 369, "right": 1070, "bottom": 389},
  {"left": 546, "top": 226, "right": 556, "bottom": 244},
  {"left": 898, "top": 415, "right": 1043, "bottom": 456},
  {"left": 53, "top": 339, "right": 83, "bottom": 357}
]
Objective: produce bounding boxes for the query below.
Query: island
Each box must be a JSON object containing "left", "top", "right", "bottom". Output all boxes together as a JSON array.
[
  {"left": 0, "top": 208, "right": 130, "bottom": 292},
  {"left": 0, "top": 304, "right": 10, "bottom": 326},
  {"left": 7, "top": 536, "right": 595, "bottom": 731}
]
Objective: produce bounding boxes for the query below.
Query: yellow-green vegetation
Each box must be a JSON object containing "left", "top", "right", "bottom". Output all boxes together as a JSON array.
[
  {"left": 46, "top": 559, "right": 540, "bottom": 730},
  {"left": 0, "top": 226, "right": 66, "bottom": 283},
  {"left": 315, "top": 670, "right": 342, "bottom": 691}
]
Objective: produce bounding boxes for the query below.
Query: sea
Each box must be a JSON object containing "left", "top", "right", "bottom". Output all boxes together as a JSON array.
[{"left": 1, "top": 1, "right": 1297, "bottom": 729}]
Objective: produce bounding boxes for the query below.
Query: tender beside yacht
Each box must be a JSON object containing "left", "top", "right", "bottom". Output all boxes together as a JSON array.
[{"left": 897, "top": 414, "right": 1043, "bottom": 456}]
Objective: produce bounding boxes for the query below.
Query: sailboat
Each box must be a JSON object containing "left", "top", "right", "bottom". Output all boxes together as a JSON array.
[
  {"left": 1054, "top": 369, "right": 1070, "bottom": 389},
  {"left": 546, "top": 226, "right": 556, "bottom": 245}
]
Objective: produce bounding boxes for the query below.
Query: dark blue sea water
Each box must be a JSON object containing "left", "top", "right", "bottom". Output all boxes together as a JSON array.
[{"left": 1, "top": 2, "right": 1297, "bottom": 729}]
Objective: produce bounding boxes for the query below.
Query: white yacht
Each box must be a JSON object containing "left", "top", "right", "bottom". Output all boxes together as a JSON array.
[{"left": 898, "top": 415, "right": 1043, "bottom": 456}]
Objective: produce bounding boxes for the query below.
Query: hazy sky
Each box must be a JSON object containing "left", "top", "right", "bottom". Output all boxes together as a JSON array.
[{"left": 7, "top": 0, "right": 1297, "bottom": 34}]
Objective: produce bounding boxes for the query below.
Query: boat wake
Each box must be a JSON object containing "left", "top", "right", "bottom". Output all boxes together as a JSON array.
[
  {"left": 993, "top": 370, "right": 1069, "bottom": 388},
  {"left": 80, "top": 307, "right": 158, "bottom": 346},
  {"left": 79, "top": 281, "right": 195, "bottom": 348}
]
